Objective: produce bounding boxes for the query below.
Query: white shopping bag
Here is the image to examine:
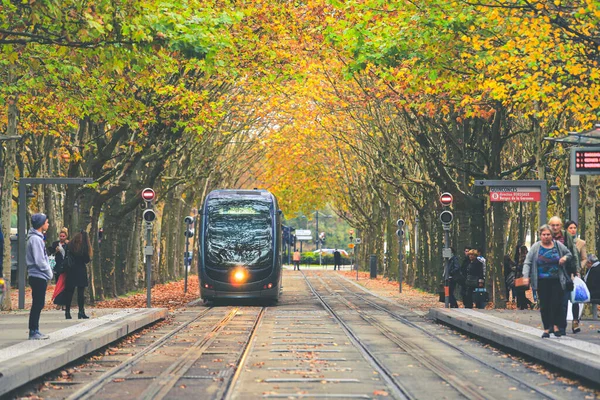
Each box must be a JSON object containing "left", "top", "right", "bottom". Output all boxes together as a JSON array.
[
  {"left": 571, "top": 276, "right": 591, "bottom": 304},
  {"left": 566, "top": 300, "right": 584, "bottom": 321}
]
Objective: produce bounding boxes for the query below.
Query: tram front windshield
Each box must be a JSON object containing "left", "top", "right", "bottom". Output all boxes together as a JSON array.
[{"left": 205, "top": 198, "right": 273, "bottom": 269}]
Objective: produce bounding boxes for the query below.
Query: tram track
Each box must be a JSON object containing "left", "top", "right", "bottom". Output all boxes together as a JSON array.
[
  {"left": 66, "top": 306, "right": 265, "bottom": 400},
  {"left": 301, "top": 270, "right": 414, "bottom": 400},
  {"left": 315, "top": 271, "right": 562, "bottom": 400}
]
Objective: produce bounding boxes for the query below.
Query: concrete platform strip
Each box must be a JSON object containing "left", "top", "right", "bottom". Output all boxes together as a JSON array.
[
  {"left": 0, "top": 308, "right": 167, "bottom": 396},
  {"left": 430, "top": 307, "right": 600, "bottom": 384},
  {"left": 0, "top": 309, "right": 152, "bottom": 364}
]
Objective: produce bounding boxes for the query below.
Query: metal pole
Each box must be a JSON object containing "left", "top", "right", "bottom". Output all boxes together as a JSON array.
[
  {"left": 184, "top": 223, "right": 190, "bottom": 294},
  {"left": 398, "top": 234, "right": 404, "bottom": 293},
  {"left": 18, "top": 182, "right": 26, "bottom": 309},
  {"left": 146, "top": 223, "right": 153, "bottom": 308},
  {"left": 571, "top": 175, "right": 580, "bottom": 224},
  {"left": 355, "top": 248, "right": 358, "bottom": 281},
  {"left": 443, "top": 230, "right": 450, "bottom": 309}
]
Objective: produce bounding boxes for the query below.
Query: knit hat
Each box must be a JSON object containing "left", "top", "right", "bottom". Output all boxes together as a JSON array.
[{"left": 31, "top": 213, "right": 47, "bottom": 230}]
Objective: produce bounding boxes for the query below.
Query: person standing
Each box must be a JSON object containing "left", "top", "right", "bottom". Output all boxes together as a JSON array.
[
  {"left": 459, "top": 247, "right": 471, "bottom": 302},
  {"left": 463, "top": 249, "right": 484, "bottom": 309},
  {"left": 333, "top": 249, "right": 342, "bottom": 271},
  {"left": 522, "top": 224, "right": 572, "bottom": 338},
  {"left": 565, "top": 220, "right": 586, "bottom": 333},
  {"left": 64, "top": 231, "right": 92, "bottom": 319},
  {"left": 503, "top": 254, "right": 516, "bottom": 303},
  {"left": 292, "top": 249, "right": 301, "bottom": 271},
  {"left": 48, "top": 227, "right": 69, "bottom": 282},
  {"left": 447, "top": 248, "right": 460, "bottom": 308},
  {"left": 514, "top": 245, "right": 533, "bottom": 310},
  {"left": 26, "top": 213, "right": 53, "bottom": 340},
  {"left": 548, "top": 216, "right": 579, "bottom": 335}
]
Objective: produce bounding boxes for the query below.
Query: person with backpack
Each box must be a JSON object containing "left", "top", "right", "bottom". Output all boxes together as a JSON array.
[
  {"left": 26, "top": 213, "right": 53, "bottom": 340},
  {"left": 63, "top": 231, "right": 92, "bottom": 319}
]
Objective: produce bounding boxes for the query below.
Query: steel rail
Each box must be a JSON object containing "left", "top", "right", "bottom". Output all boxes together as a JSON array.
[
  {"left": 140, "top": 308, "right": 241, "bottom": 399},
  {"left": 300, "top": 271, "right": 413, "bottom": 400},
  {"left": 330, "top": 273, "right": 562, "bottom": 400},
  {"left": 221, "top": 307, "right": 267, "bottom": 400},
  {"left": 313, "top": 273, "right": 487, "bottom": 400},
  {"left": 67, "top": 307, "right": 215, "bottom": 400}
]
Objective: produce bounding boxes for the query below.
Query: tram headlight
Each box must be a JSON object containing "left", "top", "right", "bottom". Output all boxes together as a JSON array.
[{"left": 232, "top": 268, "right": 247, "bottom": 283}]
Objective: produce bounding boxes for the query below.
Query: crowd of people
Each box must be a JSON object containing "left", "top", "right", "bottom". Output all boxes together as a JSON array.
[
  {"left": 447, "top": 215, "right": 600, "bottom": 338},
  {"left": 26, "top": 213, "right": 92, "bottom": 340}
]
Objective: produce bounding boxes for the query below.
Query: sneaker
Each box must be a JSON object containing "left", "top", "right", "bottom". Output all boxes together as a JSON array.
[{"left": 29, "top": 330, "right": 49, "bottom": 340}]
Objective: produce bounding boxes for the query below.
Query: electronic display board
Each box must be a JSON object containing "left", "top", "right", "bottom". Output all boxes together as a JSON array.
[{"left": 571, "top": 147, "right": 600, "bottom": 175}]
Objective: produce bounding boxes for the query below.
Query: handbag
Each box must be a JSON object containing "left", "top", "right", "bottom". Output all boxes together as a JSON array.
[{"left": 514, "top": 277, "right": 529, "bottom": 288}]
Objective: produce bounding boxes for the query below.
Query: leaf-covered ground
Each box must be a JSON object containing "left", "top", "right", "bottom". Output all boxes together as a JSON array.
[{"left": 9, "top": 276, "right": 200, "bottom": 311}]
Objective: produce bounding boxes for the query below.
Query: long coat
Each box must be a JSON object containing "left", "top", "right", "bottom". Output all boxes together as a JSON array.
[{"left": 66, "top": 252, "right": 91, "bottom": 289}]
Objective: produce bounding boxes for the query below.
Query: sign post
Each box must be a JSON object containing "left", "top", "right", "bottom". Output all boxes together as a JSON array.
[
  {"left": 396, "top": 219, "right": 405, "bottom": 293},
  {"left": 439, "top": 193, "right": 453, "bottom": 308},
  {"left": 475, "top": 180, "right": 547, "bottom": 228},
  {"left": 569, "top": 147, "right": 600, "bottom": 224},
  {"left": 17, "top": 177, "right": 93, "bottom": 309},
  {"left": 141, "top": 188, "right": 156, "bottom": 308}
]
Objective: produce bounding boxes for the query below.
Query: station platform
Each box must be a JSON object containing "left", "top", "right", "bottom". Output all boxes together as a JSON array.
[
  {"left": 0, "top": 307, "right": 167, "bottom": 396},
  {"left": 429, "top": 307, "right": 600, "bottom": 384}
]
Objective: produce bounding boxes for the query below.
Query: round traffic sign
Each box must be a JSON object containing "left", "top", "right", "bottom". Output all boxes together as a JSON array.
[
  {"left": 440, "top": 192, "right": 453, "bottom": 207},
  {"left": 396, "top": 219, "right": 405, "bottom": 227},
  {"left": 355, "top": 238, "right": 361, "bottom": 244},
  {"left": 141, "top": 188, "right": 156, "bottom": 202}
]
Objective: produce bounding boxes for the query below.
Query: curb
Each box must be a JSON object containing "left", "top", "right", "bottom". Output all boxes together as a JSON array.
[
  {"left": 429, "top": 308, "right": 600, "bottom": 384},
  {"left": 0, "top": 308, "right": 168, "bottom": 396}
]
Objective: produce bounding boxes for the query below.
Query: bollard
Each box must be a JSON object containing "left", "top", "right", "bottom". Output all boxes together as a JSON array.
[{"left": 370, "top": 255, "right": 377, "bottom": 279}]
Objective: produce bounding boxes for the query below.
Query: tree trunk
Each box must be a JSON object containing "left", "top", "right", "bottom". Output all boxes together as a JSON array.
[{"left": 1, "top": 98, "right": 18, "bottom": 310}]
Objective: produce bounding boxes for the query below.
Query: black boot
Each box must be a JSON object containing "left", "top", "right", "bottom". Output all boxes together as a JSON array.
[
  {"left": 65, "top": 307, "right": 72, "bottom": 320},
  {"left": 78, "top": 309, "right": 89, "bottom": 319}
]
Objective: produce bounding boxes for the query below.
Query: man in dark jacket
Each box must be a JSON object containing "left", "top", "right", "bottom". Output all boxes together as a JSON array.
[
  {"left": 333, "top": 249, "right": 342, "bottom": 271},
  {"left": 585, "top": 254, "right": 600, "bottom": 300},
  {"left": 548, "top": 216, "right": 579, "bottom": 335}
]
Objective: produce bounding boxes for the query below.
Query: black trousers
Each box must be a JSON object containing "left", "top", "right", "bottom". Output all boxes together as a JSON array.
[
  {"left": 537, "top": 279, "right": 565, "bottom": 331},
  {"left": 516, "top": 288, "right": 532, "bottom": 309},
  {"left": 64, "top": 286, "right": 85, "bottom": 312},
  {"left": 28, "top": 276, "right": 47, "bottom": 331},
  {"left": 463, "top": 286, "right": 476, "bottom": 309},
  {"left": 449, "top": 280, "right": 458, "bottom": 308},
  {"left": 293, "top": 261, "right": 300, "bottom": 270}
]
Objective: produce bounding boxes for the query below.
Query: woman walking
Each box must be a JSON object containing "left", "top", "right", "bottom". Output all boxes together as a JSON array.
[
  {"left": 522, "top": 225, "right": 572, "bottom": 338},
  {"left": 565, "top": 220, "right": 586, "bottom": 333},
  {"left": 64, "top": 231, "right": 92, "bottom": 319}
]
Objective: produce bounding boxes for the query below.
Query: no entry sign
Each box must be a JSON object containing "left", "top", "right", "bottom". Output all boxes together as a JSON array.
[{"left": 489, "top": 187, "right": 541, "bottom": 202}]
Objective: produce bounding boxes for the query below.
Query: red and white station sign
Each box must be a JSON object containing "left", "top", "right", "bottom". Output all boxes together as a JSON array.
[{"left": 489, "top": 187, "right": 541, "bottom": 202}]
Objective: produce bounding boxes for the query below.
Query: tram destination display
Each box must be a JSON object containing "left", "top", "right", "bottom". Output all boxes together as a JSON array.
[{"left": 571, "top": 147, "right": 600, "bottom": 175}]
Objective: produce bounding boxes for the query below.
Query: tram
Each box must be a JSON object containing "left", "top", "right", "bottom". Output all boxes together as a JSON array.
[{"left": 198, "top": 189, "right": 283, "bottom": 302}]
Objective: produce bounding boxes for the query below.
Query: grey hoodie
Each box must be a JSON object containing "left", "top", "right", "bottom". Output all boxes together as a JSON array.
[{"left": 26, "top": 228, "right": 53, "bottom": 281}]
